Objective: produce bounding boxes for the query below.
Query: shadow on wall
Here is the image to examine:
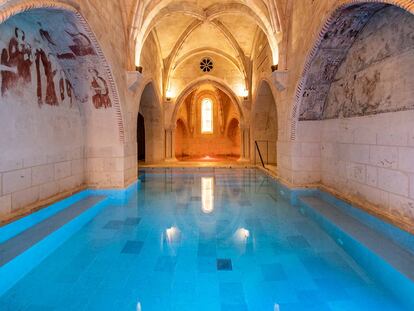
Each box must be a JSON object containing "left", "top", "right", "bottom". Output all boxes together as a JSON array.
[
  {"left": 137, "top": 82, "right": 164, "bottom": 164},
  {"left": 252, "top": 80, "right": 277, "bottom": 166}
]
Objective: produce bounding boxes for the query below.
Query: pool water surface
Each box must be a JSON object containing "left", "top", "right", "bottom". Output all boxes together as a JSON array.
[{"left": 0, "top": 168, "right": 410, "bottom": 310}]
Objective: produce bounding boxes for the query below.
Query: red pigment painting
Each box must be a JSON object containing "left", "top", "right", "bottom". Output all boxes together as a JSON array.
[
  {"left": 89, "top": 68, "right": 111, "bottom": 109},
  {"left": 35, "top": 49, "right": 58, "bottom": 106},
  {"left": 1, "top": 27, "right": 32, "bottom": 95},
  {"left": 0, "top": 24, "right": 111, "bottom": 109}
]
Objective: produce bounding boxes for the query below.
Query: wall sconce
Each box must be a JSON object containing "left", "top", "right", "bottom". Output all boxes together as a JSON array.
[
  {"left": 135, "top": 66, "right": 143, "bottom": 73},
  {"left": 166, "top": 89, "right": 173, "bottom": 101},
  {"left": 271, "top": 64, "right": 278, "bottom": 72}
]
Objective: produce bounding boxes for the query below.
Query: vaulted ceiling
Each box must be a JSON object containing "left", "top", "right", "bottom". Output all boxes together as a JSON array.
[{"left": 131, "top": 0, "right": 282, "bottom": 91}]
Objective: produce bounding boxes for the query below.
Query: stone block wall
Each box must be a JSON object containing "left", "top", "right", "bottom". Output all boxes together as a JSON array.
[
  {"left": 0, "top": 148, "right": 85, "bottom": 218},
  {"left": 320, "top": 111, "right": 414, "bottom": 224}
]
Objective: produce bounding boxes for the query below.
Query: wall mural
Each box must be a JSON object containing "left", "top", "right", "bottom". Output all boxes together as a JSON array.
[
  {"left": 298, "top": 3, "right": 386, "bottom": 121},
  {"left": 0, "top": 9, "right": 112, "bottom": 110}
]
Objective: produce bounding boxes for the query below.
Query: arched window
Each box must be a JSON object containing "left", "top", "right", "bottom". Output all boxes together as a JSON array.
[{"left": 201, "top": 98, "right": 213, "bottom": 133}]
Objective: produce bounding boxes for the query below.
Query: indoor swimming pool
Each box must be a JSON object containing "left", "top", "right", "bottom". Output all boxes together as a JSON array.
[{"left": 0, "top": 168, "right": 413, "bottom": 310}]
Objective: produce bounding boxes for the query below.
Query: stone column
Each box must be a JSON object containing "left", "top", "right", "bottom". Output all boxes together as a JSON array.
[
  {"left": 164, "top": 127, "right": 177, "bottom": 161},
  {"left": 239, "top": 124, "right": 250, "bottom": 162}
]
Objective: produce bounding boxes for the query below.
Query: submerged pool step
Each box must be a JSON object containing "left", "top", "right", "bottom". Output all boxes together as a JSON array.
[
  {"left": 298, "top": 195, "right": 414, "bottom": 309},
  {"left": 0, "top": 195, "right": 107, "bottom": 296},
  {"left": 0, "top": 196, "right": 105, "bottom": 267}
]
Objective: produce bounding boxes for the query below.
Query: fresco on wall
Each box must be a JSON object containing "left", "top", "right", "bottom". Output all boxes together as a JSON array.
[
  {"left": 0, "top": 9, "right": 112, "bottom": 109},
  {"left": 298, "top": 3, "right": 386, "bottom": 121}
]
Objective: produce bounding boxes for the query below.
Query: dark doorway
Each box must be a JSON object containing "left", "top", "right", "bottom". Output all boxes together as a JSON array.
[{"left": 137, "top": 113, "right": 145, "bottom": 162}]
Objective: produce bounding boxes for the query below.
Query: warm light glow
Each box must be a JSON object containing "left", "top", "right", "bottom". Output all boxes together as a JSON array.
[
  {"left": 201, "top": 177, "right": 214, "bottom": 214},
  {"left": 242, "top": 89, "right": 249, "bottom": 98},
  {"left": 135, "top": 47, "right": 141, "bottom": 67},
  {"left": 201, "top": 98, "right": 213, "bottom": 133},
  {"left": 166, "top": 89, "right": 174, "bottom": 99}
]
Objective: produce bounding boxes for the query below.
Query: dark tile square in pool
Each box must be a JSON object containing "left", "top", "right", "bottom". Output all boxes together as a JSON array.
[
  {"left": 287, "top": 235, "right": 310, "bottom": 248},
  {"left": 191, "top": 196, "right": 201, "bottom": 201},
  {"left": 124, "top": 217, "right": 141, "bottom": 226},
  {"left": 154, "top": 256, "right": 177, "bottom": 272},
  {"left": 217, "top": 259, "right": 233, "bottom": 271},
  {"left": 103, "top": 220, "right": 124, "bottom": 230},
  {"left": 121, "top": 241, "right": 144, "bottom": 254},
  {"left": 261, "top": 263, "right": 287, "bottom": 282}
]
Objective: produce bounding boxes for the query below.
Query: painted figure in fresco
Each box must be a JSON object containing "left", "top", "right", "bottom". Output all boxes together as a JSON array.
[
  {"left": 89, "top": 68, "right": 111, "bottom": 109},
  {"left": 38, "top": 22, "right": 56, "bottom": 46},
  {"left": 35, "top": 49, "right": 58, "bottom": 106},
  {"left": 65, "top": 30, "right": 96, "bottom": 56},
  {"left": 59, "top": 69, "right": 74, "bottom": 106},
  {"left": 1, "top": 27, "right": 32, "bottom": 95}
]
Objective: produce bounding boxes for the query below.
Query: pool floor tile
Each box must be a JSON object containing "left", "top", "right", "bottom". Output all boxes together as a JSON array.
[
  {"left": 217, "top": 259, "right": 233, "bottom": 271},
  {"left": 261, "top": 263, "right": 287, "bottom": 282},
  {"left": 154, "top": 256, "right": 177, "bottom": 272},
  {"left": 124, "top": 217, "right": 141, "bottom": 226},
  {"left": 103, "top": 220, "right": 124, "bottom": 230},
  {"left": 121, "top": 241, "right": 144, "bottom": 255},
  {"left": 287, "top": 235, "right": 311, "bottom": 248},
  {"left": 219, "top": 282, "right": 246, "bottom": 305}
]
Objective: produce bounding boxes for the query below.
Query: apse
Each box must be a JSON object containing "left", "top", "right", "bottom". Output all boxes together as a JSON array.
[{"left": 174, "top": 84, "right": 241, "bottom": 161}]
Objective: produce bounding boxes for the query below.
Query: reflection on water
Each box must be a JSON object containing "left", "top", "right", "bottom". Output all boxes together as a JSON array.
[{"left": 201, "top": 177, "right": 214, "bottom": 214}]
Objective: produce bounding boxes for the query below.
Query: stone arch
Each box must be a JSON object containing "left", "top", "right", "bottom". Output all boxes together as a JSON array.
[
  {"left": 251, "top": 79, "right": 278, "bottom": 166},
  {"left": 0, "top": 0, "right": 125, "bottom": 143},
  {"left": 138, "top": 81, "right": 164, "bottom": 163},
  {"left": 171, "top": 76, "right": 244, "bottom": 128},
  {"left": 290, "top": 0, "right": 414, "bottom": 140}
]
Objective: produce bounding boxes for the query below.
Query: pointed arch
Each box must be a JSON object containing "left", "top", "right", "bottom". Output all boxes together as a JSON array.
[{"left": 290, "top": 0, "right": 414, "bottom": 140}]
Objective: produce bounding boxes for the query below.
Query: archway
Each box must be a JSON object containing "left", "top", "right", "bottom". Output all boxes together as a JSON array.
[
  {"left": 137, "top": 113, "right": 146, "bottom": 162},
  {"left": 137, "top": 82, "right": 164, "bottom": 164},
  {"left": 291, "top": 2, "right": 414, "bottom": 231},
  {"left": 173, "top": 84, "right": 241, "bottom": 162},
  {"left": 251, "top": 80, "right": 277, "bottom": 169}
]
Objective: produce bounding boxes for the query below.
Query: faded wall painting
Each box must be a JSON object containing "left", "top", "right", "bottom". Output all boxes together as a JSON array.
[
  {"left": 0, "top": 9, "right": 113, "bottom": 109},
  {"left": 298, "top": 3, "right": 389, "bottom": 121},
  {"left": 324, "top": 6, "right": 414, "bottom": 119}
]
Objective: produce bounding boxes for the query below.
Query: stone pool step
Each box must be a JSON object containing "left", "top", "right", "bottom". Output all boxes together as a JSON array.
[
  {"left": 298, "top": 195, "right": 414, "bottom": 309},
  {"left": 0, "top": 195, "right": 106, "bottom": 267}
]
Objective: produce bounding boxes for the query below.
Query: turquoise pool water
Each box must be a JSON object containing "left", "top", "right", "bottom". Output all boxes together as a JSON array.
[{"left": 0, "top": 168, "right": 411, "bottom": 310}]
